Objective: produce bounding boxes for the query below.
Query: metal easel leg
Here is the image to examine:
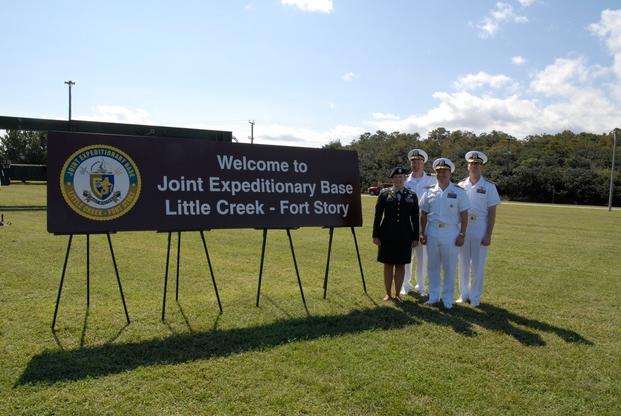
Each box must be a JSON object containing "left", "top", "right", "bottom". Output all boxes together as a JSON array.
[
  {"left": 256, "top": 229, "right": 268, "bottom": 307},
  {"left": 351, "top": 227, "right": 367, "bottom": 293},
  {"left": 200, "top": 230, "right": 223, "bottom": 313},
  {"left": 322, "top": 227, "right": 334, "bottom": 299},
  {"left": 175, "top": 231, "right": 181, "bottom": 301},
  {"left": 161, "top": 232, "right": 172, "bottom": 321},
  {"left": 52, "top": 234, "right": 73, "bottom": 329},
  {"left": 287, "top": 228, "right": 307, "bottom": 308},
  {"left": 86, "top": 234, "right": 90, "bottom": 307},
  {"left": 107, "top": 233, "right": 130, "bottom": 324}
]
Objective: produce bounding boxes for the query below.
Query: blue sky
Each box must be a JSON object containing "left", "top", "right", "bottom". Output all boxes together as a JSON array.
[{"left": 2, "top": 0, "right": 621, "bottom": 147}]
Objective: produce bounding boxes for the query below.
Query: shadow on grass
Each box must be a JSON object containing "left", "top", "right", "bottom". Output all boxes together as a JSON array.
[
  {"left": 396, "top": 299, "right": 593, "bottom": 347},
  {"left": 17, "top": 307, "right": 416, "bottom": 386},
  {"left": 17, "top": 301, "right": 592, "bottom": 386}
]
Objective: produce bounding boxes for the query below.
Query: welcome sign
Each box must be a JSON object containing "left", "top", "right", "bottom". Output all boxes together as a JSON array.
[{"left": 47, "top": 131, "right": 362, "bottom": 234}]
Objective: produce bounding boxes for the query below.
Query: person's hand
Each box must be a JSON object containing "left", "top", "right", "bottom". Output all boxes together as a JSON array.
[
  {"left": 481, "top": 235, "right": 492, "bottom": 246},
  {"left": 373, "top": 238, "right": 381, "bottom": 246},
  {"left": 455, "top": 234, "right": 465, "bottom": 247},
  {"left": 419, "top": 233, "right": 426, "bottom": 245},
  {"left": 411, "top": 240, "right": 418, "bottom": 248}
]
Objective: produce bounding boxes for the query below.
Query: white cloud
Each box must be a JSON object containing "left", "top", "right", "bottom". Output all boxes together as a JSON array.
[
  {"left": 188, "top": 120, "right": 363, "bottom": 148},
  {"left": 370, "top": 92, "right": 543, "bottom": 138},
  {"left": 341, "top": 72, "right": 360, "bottom": 81},
  {"left": 517, "top": 0, "right": 536, "bottom": 7},
  {"left": 369, "top": 86, "right": 620, "bottom": 139},
  {"left": 530, "top": 58, "right": 590, "bottom": 96},
  {"left": 244, "top": 3, "right": 253, "bottom": 11},
  {"left": 368, "top": 51, "right": 621, "bottom": 138},
  {"left": 171, "top": 10, "right": 621, "bottom": 148},
  {"left": 371, "top": 112, "right": 400, "bottom": 121},
  {"left": 247, "top": 123, "right": 366, "bottom": 147},
  {"left": 77, "top": 105, "right": 153, "bottom": 124},
  {"left": 329, "top": 102, "right": 335, "bottom": 110},
  {"left": 512, "top": 55, "right": 526, "bottom": 65},
  {"left": 281, "top": 0, "right": 332, "bottom": 13},
  {"left": 589, "top": 9, "right": 621, "bottom": 81},
  {"left": 476, "top": 2, "right": 529, "bottom": 38},
  {"left": 454, "top": 71, "right": 518, "bottom": 91},
  {"left": 528, "top": 57, "right": 611, "bottom": 97}
]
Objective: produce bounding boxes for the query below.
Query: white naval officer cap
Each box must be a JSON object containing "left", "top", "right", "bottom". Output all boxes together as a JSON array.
[
  {"left": 407, "top": 148, "right": 428, "bottom": 163},
  {"left": 432, "top": 158, "right": 455, "bottom": 173},
  {"left": 465, "top": 150, "right": 488, "bottom": 164}
]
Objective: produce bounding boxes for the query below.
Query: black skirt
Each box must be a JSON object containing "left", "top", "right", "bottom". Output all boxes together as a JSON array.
[{"left": 377, "top": 241, "right": 412, "bottom": 265}]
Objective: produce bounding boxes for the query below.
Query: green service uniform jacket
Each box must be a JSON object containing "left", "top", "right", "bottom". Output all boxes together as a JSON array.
[{"left": 373, "top": 187, "right": 420, "bottom": 243}]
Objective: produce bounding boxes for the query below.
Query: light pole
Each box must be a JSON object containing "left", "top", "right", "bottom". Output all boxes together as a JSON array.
[
  {"left": 249, "top": 120, "right": 255, "bottom": 144},
  {"left": 64, "top": 80, "right": 75, "bottom": 121},
  {"left": 609, "top": 128, "right": 618, "bottom": 211}
]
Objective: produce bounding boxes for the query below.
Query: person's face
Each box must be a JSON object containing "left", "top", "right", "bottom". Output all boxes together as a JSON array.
[
  {"left": 468, "top": 161, "right": 482, "bottom": 177},
  {"left": 410, "top": 158, "right": 424, "bottom": 173},
  {"left": 435, "top": 168, "right": 451, "bottom": 182},
  {"left": 392, "top": 173, "right": 406, "bottom": 187}
]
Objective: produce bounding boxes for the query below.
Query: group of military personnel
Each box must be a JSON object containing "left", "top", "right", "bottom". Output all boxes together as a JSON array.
[{"left": 372, "top": 148, "right": 500, "bottom": 309}]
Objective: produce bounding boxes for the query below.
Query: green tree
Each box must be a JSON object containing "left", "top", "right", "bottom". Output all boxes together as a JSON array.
[{"left": 0, "top": 130, "right": 47, "bottom": 164}]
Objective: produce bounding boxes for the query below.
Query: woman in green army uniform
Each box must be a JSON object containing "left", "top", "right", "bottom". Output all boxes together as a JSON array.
[{"left": 372, "top": 167, "right": 420, "bottom": 302}]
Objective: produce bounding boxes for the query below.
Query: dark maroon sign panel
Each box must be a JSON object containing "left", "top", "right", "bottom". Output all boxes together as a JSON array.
[{"left": 47, "top": 131, "right": 362, "bottom": 233}]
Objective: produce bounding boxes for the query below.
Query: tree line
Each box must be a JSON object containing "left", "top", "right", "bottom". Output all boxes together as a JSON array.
[
  {"left": 324, "top": 128, "right": 620, "bottom": 206},
  {"left": 1, "top": 128, "right": 619, "bottom": 205}
]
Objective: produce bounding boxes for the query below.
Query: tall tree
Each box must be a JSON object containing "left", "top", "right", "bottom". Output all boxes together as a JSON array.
[{"left": 0, "top": 130, "right": 47, "bottom": 164}]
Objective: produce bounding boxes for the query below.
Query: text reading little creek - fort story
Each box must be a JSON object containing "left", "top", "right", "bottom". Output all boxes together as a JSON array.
[{"left": 156, "top": 154, "right": 354, "bottom": 218}]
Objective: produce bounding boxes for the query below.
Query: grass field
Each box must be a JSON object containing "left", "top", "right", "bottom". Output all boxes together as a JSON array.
[{"left": 1, "top": 184, "right": 620, "bottom": 415}]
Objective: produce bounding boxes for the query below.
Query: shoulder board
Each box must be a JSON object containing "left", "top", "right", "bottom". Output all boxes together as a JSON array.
[
  {"left": 379, "top": 188, "right": 391, "bottom": 195},
  {"left": 455, "top": 183, "right": 464, "bottom": 190}
]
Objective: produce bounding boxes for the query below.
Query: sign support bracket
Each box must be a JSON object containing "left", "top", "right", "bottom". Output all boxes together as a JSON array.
[
  {"left": 161, "top": 230, "right": 223, "bottom": 321},
  {"left": 255, "top": 228, "right": 307, "bottom": 309},
  {"left": 322, "top": 226, "right": 367, "bottom": 299},
  {"left": 51, "top": 233, "right": 130, "bottom": 330}
]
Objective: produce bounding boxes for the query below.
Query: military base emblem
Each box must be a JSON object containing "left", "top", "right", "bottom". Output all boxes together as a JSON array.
[{"left": 60, "top": 145, "right": 141, "bottom": 221}]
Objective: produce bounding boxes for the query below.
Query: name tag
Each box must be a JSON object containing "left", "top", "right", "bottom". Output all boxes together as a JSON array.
[
  {"left": 447, "top": 192, "right": 457, "bottom": 199},
  {"left": 476, "top": 187, "right": 487, "bottom": 194}
]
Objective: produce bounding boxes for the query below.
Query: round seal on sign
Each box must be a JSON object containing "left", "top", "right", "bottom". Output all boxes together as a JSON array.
[{"left": 60, "top": 145, "right": 141, "bottom": 221}]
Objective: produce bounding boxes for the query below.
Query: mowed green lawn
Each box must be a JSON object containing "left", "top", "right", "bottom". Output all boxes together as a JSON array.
[{"left": 1, "top": 184, "right": 620, "bottom": 415}]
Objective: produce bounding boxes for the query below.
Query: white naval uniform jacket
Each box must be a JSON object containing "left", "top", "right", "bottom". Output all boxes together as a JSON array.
[
  {"left": 457, "top": 176, "right": 501, "bottom": 223},
  {"left": 419, "top": 182, "right": 470, "bottom": 227},
  {"left": 404, "top": 173, "right": 437, "bottom": 205}
]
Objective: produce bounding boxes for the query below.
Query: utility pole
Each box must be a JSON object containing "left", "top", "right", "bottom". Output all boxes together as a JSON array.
[
  {"left": 609, "top": 128, "right": 617, "bottom": 211},
  {"left": 249, "top": 120, "right": 255, "bottom": 144},
  {"left": 64, "top": 80, "right": 75, "bottom": 121}
]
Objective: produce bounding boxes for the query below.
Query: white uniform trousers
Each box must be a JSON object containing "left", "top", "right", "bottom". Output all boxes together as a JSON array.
[
  {"left": 426, "top": 224, "right": 459, "bottom": 304},
  {"left": 458, "top": 221, "right": 489, "bottom": 303},
  {"left": 402, "top": 244, "right": 427, "bottom": 294}
]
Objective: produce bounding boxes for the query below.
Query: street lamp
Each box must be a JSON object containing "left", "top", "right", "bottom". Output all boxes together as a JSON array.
[
  {"left": 64, "top": 80, "right": 75, "bottom": 121},
  {"left": 249, "top": 120, "right": 255, "bottom": 144}
]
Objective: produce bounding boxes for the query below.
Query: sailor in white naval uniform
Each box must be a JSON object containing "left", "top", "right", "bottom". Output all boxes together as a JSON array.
[
  {"left": 419, "top": 158, "right": 469, "bottom": 309},
  {"left": 401, "top": 148, "right": 437, "bottom": 296},
  {"left": 457, "top": 151, "right": 500, "bottom": 307}
]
